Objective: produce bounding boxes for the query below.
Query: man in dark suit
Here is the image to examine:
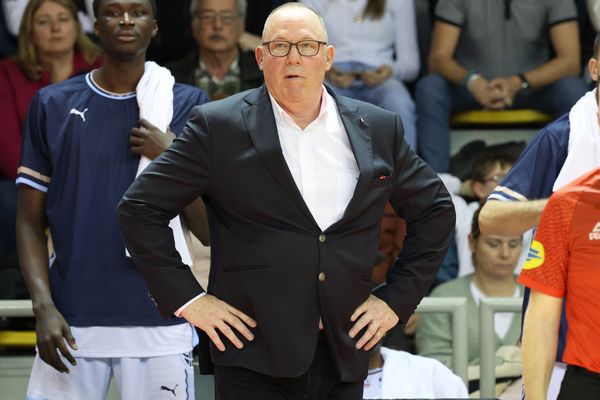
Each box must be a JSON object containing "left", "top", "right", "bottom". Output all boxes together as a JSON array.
[{"left": 118, "top": 3, "right": 455, "bottom": 399}]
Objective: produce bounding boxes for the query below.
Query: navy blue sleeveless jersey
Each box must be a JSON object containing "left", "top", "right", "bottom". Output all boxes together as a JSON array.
[
  {"left": 17, "top": 73, "right": 208, "bottom": 327},
  {"left": 489, "top": 113, "right": 570, "bottom": 361}
]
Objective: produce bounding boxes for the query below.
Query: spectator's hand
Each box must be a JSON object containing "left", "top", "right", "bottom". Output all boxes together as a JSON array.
[
  {"left": 326, "top": 67, "right": 355, "bottom": 88},
  {"left": 130, "top": 119, "right": 176, "bottom": 160},
  {"left": 361, "top": 65, "right": 393, "bottom": 87},
  {"left": 469, "top": 77, "right": 505, "bottom": 110},
  {"left": 349, "top": 294, "right": 399, "bottom": 350},
  {"left": 34, "top": 304, "right": 77, "bottom": 373},
  {"left": 403, "top": 313, "right": 420, "bottom": 336},
  {"left": 488, "top": 76, "right": 522, "bottom": 108},
  {"left": 181, "top": 294, "right": 257, "bottom": 352}
]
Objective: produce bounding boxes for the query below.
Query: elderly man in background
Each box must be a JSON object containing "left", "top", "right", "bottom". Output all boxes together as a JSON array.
[{"left": 167, "top": 0, "right": 262, "bottom": 100}]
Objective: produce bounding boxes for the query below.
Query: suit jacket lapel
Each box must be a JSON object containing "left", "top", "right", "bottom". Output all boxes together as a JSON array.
[
  {"left": 327, "top": 89, "right": 374, "bottom": 231},
  {"left": 241, "top": 86, "right": 318, "bottom": 227}
]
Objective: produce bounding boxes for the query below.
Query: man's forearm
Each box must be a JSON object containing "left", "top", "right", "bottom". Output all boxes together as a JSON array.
[
  {"left": 479, "top": 199, "right": 548, "bottom": 236},
  {"left": 522, "top": 293, "right": 562, "bottom": 400},
  {"left": 428, "top": 55, "right": 470, "bottom": 86},
  {"left": 16, "top": 221, "right": 54, "bottom": 310},
  {"left": 522, "top": 57, "right": 580, "bottom": 89}
]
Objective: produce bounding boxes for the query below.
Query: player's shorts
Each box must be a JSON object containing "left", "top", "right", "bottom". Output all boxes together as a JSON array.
[{"left": 26, "top": 351, "right": 194, "bottom": 400}]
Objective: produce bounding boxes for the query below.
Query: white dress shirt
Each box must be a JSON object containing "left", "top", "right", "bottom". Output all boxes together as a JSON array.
[{"left": 269, "top": 87, "right": 359, "bottom": 231}]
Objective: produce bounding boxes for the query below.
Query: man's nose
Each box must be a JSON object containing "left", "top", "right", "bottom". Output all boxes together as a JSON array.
[
  {"left": 122, "top": 12, "right": 134, "bottom": 25},
  {"left": 286, "top": 44, "right": 302, "bottom": 64},
  {"left": 212, "top": 15, "right": 223, "bottom": 29}
]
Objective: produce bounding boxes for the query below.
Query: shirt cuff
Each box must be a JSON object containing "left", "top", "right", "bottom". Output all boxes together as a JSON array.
[{"left": 174, "top": 292, "right": 207, "bottom": 317}]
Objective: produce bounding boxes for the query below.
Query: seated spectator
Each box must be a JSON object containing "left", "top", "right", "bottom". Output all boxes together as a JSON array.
[
  {"left": 436, "top": 152, "right": 519, "bottom": 285},
  {"left": 2, "top": 0, "right": 96, "bottom": 36},
  {"left": 0, "top": 0, "right": 100, "bottom": 305},
  {"left": 454, "top": 152, "right": 532, "bottom": 278},
  {"left": 0, "top": 0, "right": 101, "bottom": 181},
  {"left": 416, "top": 0, "right": 588, "bottom": 172},
  {"left": 301, "top": 0, "right": 420, "bottom": 150},
  {"left": 363, "top": 343, "right": 468, "bottom": 399},
  {"left": 167, "top": 0, "right": 262, "bottom": 100},
  {"left": 416, "top": 207, "right": 524, "bottom": 390}
]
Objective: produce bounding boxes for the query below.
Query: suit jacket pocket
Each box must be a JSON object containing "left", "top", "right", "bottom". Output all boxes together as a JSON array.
[
  {"left": 369, "top": 175, "right": 392, "bottom": 188},
  {"left": 223, "top": 264, "right": 271, "bottom": 273}
]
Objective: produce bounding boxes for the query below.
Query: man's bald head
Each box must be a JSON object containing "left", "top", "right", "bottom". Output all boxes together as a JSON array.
[{"left": 261, "top": 3, "right": 328, "bottom": 43}]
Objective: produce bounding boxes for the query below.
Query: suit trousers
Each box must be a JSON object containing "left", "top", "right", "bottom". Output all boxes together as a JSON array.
[{"left": 213, "top": 332, "right": 364, "bottom": 400}]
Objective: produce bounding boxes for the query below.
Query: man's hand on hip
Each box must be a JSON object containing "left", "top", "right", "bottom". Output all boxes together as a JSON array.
[
  {"left": 181, "top": 294, "right": 257, "bottom": 351},
  {"left": 349, "top": 294, "right": 399, "bottom": 351}
]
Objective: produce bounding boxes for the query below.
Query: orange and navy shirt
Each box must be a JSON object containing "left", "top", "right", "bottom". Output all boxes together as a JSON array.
[{"left": 519, "top": 166, "right": 600, "bottom": 374}]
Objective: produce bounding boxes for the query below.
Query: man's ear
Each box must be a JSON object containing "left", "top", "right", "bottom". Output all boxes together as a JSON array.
[
  {"left": 589, "top": 57, "right": 599, "bottom": 82},
  {"left": 325, "top": 45, "right": 334, "bottom": 71},
  {"left": 152, "top": 20, "right": 158, "bottom": 38},
  {"left": 255, "top": 46, "right": 264, "bottom": 70}
]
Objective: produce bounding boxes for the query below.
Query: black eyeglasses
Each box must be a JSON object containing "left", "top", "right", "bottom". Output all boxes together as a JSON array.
[{"left": 262, "top": 40, "right": 327, "bottom": 57}]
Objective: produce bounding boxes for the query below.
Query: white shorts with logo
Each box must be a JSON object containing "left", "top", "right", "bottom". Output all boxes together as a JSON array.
[{"left": 26, "top": 351, "right": 195, "bottom": 400}]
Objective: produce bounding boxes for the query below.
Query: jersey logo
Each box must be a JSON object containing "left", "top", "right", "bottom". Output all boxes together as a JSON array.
[
  {"left": 160, "top": 384, "right": 178, "bottom": 396},
  {"left": 69, "top": 108, "right": 88, "bottom": 122},
  {"left": 522, "top": 240, "right": 545, "bottom": 270},
  {"left": 589, "top": 222, "right": 600, "bottom": 240}
]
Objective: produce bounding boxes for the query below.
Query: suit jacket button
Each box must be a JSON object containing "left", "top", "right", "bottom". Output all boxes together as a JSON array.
[
  {"left": 318, "top": 234, "right": 326, "bottom": 243},
  {"left": 318, "top": 272, "right": 326, "bottom": 282}
]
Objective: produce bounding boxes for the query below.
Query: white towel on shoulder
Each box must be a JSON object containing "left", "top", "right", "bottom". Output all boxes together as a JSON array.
[
  {"left": 128, "top": 61, "right": 192, "bottom": 266},
  {"left": 554, "top": 89, "right": 600, "bottom": 191}
]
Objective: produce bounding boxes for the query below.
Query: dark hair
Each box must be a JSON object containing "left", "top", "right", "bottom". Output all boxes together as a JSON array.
[
  {"left": 594, "top": 32, "right": 600, "bottom": 59},
  {"left": 471, "top": 152, "right": 515, "bottom": 183},
  {"left": 470, "top": 206, "right": 483, "bottom": 240},
  {"left": 92, "top": 0, "right": 157, "bottom": 18},
  {"left": 362, "top": 0, "right": 385, "bottom": 20}
]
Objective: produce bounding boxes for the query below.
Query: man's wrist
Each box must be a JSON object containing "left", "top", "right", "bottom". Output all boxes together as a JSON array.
[
  {"left": 466, "top": 73, "right": 482, "bottom": 92},
  {"left": 517, "top": 73, "right": 531, "bottom": 93}
]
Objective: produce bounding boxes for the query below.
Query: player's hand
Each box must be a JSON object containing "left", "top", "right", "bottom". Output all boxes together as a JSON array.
[
  {"left": 181, "top": 294, "right": 257, "bottom": 352},
  {"left": 361, "top": 65, "right": 393, "bottom": 87},
  {"left": 130, "top": 119, "right": 176, "bottom": 160},
  {"left": 326, "top": 67, "right": 355, "bottom": 88},
  {"left": 349, "top": 294, "right": 399, "bottom": 350},
  {"left": 34, "top": 304, "right": 77, "bottom": 373}
]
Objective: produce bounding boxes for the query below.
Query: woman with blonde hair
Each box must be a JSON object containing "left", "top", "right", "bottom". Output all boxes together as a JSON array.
[
  {"left": 0, "top": 0, "right": 100, "bottom": 294},
  {"left": 0, "top": 0, "right": 101, "bottom": 181}
]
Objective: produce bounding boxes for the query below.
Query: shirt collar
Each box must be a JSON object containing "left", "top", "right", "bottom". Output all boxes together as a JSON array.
[{"left": 268, "top": 85, "right": 331, "bottom": 130}]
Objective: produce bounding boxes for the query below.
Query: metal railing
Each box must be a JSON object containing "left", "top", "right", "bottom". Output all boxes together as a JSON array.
[
  {"left": 1, "top": 298, "right": 474, "bottom": 386},
  {"left": 416, "top": 297, "right": 468, "bottom": 385},
  {"left": 0, "top": 300, "right": 34, "bottom": 318},
  {"left": 479, "top": 297, "right": 523, "bottom": 398}
]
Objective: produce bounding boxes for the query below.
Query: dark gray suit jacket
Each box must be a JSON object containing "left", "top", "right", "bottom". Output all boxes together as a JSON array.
[{"left": 118, "top": 85, "right": 455, "bottom": 382}]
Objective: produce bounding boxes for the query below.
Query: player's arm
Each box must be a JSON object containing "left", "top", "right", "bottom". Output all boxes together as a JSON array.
[
  {"left": 130, "top": 119, "right": 211, "bottom": 245},
  {"left": 522, "top": 290, "right": 562, "bottom": 400},
  {"left": 16, "top": 185, "right": 77, "bottom": 373},
  {"left": 479, "top": 198, "right": 548, "bottom": 236}
]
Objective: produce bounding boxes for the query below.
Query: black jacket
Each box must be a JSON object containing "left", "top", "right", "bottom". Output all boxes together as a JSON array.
[{"left": 118, "top": 85, "right": 455, "bottom": 382}]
